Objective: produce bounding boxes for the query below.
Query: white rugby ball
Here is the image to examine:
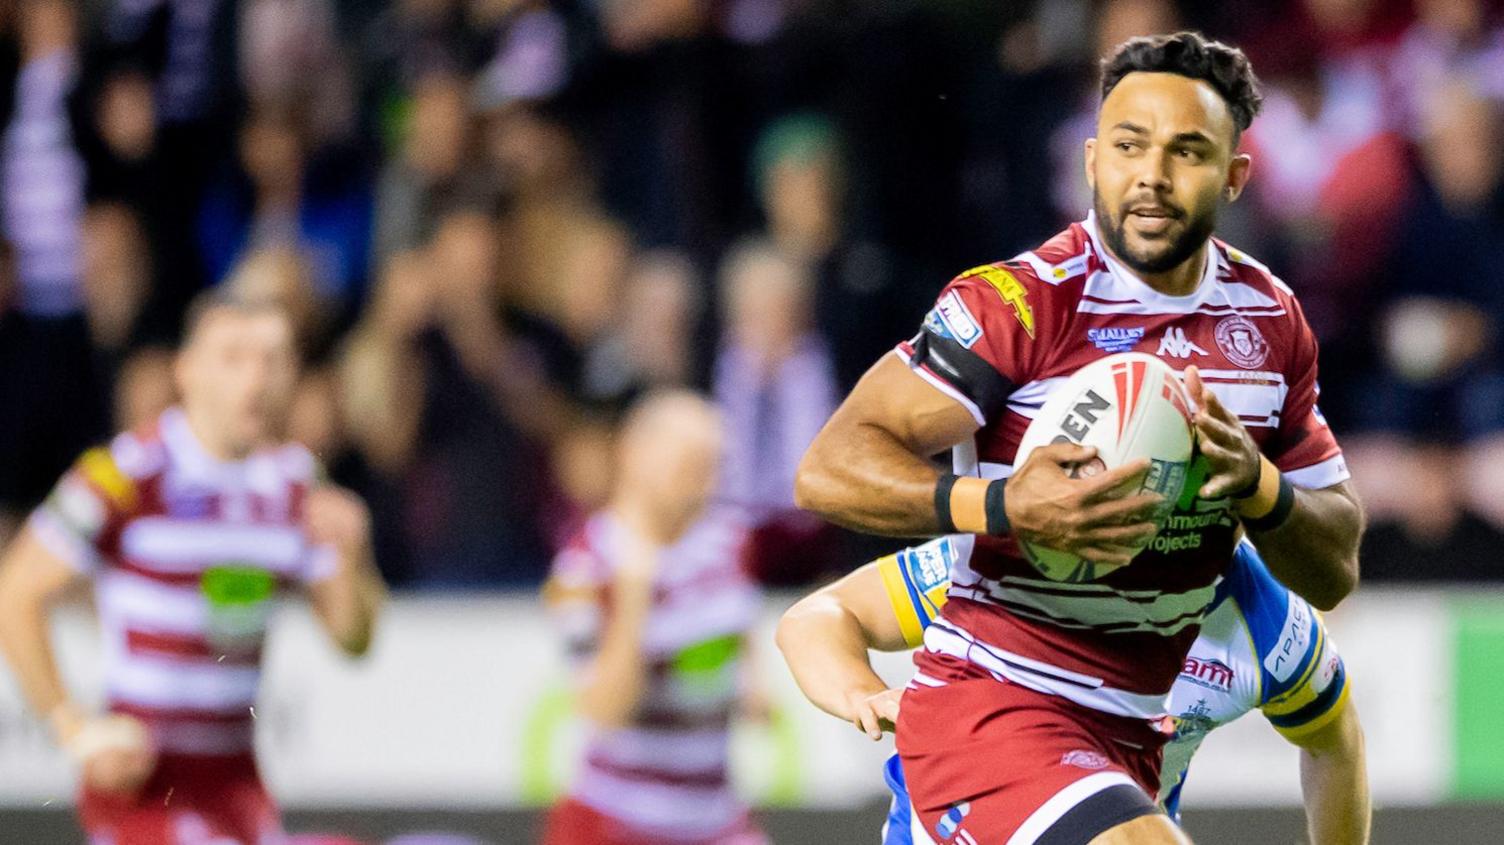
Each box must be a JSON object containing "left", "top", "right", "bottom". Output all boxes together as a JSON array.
[{"left": 1012, "top": 352, "right": 1194, "bottom": 582}]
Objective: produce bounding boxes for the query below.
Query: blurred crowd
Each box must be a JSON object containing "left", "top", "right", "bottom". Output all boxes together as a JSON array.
[{"left": 0, "top": 0, "right": 1501, "bottom": 587}]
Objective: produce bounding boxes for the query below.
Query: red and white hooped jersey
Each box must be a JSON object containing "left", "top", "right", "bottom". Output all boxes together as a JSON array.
[
  {"left": 548, "top": 508, "right": 761, "bottom": 842},
  {"left": 28, "top": 407, "right": 336, "bottom": 756},
  {"left": 896, "top": 211, "right": 1348, "bottom": 719}
]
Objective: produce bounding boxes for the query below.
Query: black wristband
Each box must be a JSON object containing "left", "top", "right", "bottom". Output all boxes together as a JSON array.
[
  {"left": 1244, "top": 473, "right": 1295, "bottom": 532},
  {"left": 983, "top": 478, "right": 1010, "bottom": 536},
  {"left": 935, "top": 473, "right": 960, "bottom": 533}
]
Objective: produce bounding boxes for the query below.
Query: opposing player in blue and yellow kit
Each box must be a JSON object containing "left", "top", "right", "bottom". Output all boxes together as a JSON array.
[{"left": 777, "top": 539, "right": 1369, "bottom": 844}]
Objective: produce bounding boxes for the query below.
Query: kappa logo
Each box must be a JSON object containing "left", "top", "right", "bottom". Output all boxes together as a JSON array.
[
  {"left": 1156, "top": 326, "right": 1209, "bottom": 359},
  {"left": 1214, "top": 315, "right": 1269, "bottom": 369}
]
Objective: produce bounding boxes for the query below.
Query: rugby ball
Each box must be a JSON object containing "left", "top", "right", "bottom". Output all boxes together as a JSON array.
[{"left": 1011, "top": 352, "right": 1194, "bottom": 582}]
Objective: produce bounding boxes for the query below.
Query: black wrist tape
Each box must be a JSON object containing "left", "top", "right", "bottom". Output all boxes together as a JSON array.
[
  {"left": 934, "top": 473, "right": 960, "bottom": 533},
  {"left": 1244, "top": 474, "right": 1295, "bottom": 532},
  {"left": 984, "top": 478, "right": 1010, "bottom": 536}
]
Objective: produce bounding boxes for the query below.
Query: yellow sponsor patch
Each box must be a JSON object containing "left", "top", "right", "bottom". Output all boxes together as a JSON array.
[
  {"left": 961, "top": 264, "right": 1035, "bottom": 339},
  {"left": 79, "top": 448, "right": 136, "bottom": 510}
]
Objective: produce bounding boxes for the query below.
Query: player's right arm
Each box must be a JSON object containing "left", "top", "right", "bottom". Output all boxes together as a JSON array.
[
  {"left": 776, "top": 560, "right": 907, "bottom": 739},
  {"left": 777, "top": 542, "right": 955, "bottom": 738},
  {"left": 795, "top": 272, "right": 1162, "bottom": 566},
  {"left": 0, "top": 448, "right": 156, "bottom": 795}
]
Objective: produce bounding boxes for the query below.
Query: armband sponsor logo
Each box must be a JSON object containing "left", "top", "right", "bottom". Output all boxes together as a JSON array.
[
  {"left": 907, "top": 538, "right": 954, "bottom": 593},
  {"left": 1181, "top": 656, "right": 1235, "bottom": 692},
  {"left": 934, "top": 291, "right": 984, "bottom": 348},
  {"left": 1264, "top": 597, "right": 1312, "bottom": 683},
  {"left": 1087, "top": 326, "right": 1145, "bottom": 353},
  {"left": 960, "top": 264, "right": 1035, "bottom": 339}
]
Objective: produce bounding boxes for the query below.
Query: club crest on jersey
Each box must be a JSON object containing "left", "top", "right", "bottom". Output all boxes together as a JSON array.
[
  {"left": 931, "top": 291, "right": 984, "bottom": 348},
  {"left": 1182, "top": 655, "right": 1235, "bottom": 692},
  {"left": 1087, "top": 326, "right": 1144, "bottom": 353},
  {"left": 1156, "top": 326, "right": 1209, "bottom": 359},
  {"left": 960, "top": 264, "right": 1035, "bottom": 339},
  {"left": 1214, "top": 315, "right": 1269, "bottom": 369}
]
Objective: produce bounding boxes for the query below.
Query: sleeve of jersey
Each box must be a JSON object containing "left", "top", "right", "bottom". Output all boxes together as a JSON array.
[
  {"left": 1269, "top": 298, "right": 1349, "bottom": 489},
  {"left": 895, "top": 269, "right": 1036, "bottom": 425},
  {"left": 26, "top": 446, "right": 137, "bottom": 575},
  {"left": 877, "top": 544, "right": 953, "bottom": 648},
  {"left": 1260, "top": 614, "right": 1350, "bottom": 741}
]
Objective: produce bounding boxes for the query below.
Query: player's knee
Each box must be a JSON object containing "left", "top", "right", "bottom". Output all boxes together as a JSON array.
[{"left": 1088, "top": 813, "right": 1194, "bottom": 845}]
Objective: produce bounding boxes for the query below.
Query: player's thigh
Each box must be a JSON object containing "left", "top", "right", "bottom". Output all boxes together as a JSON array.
[{"left": 1088, "top": 813, "right": 1194, "bottom": 845}]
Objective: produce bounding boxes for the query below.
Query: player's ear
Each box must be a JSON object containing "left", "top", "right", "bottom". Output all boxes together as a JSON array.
[
  {"left": 1225, "top": 152, "right": 1252, "bottom": 202},
  {"left": 1083, "top": 138, "right": 1097, "bottom": 191}
]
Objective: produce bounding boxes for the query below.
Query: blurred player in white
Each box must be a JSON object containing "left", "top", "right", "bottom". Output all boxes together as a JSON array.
[
  {"left": 542, "top": 392, "right": 767, "bottom": 845},
  {"left": 0, "top": 291, "right": 386, "bottom": 844}
]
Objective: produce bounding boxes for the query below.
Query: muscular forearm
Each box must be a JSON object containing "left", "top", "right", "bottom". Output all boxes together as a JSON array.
[
  {"left": 577, "top": 576, "right": 655, "bottom": 728},
  {"left": 1298, "top": 707, "right": 1371, "bottom": 844},
  {"left": 1249, "top": 485, "right": 1363, "bottom": 611},
  {"left": 796, "top": 419, "right": 947, "bottom": 536},
  {"left": 776, "top": 595, "right": 890, "bottom": 722}
]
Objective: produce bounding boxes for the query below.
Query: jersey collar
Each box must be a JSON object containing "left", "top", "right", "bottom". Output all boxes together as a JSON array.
[{"left": 1083, "top": 210, "right": 1226, "bottom": 310}]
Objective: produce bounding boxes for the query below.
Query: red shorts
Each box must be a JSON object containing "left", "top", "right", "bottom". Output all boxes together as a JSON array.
[
  {"left": 79, "top": 753, "right": 282, "bottom": 845},
  {"left": 896, "top": 656, "right": 1169, "bottom": 844},
  {"left": 541, "top": 797, "right": 767, "bottom": 845}
]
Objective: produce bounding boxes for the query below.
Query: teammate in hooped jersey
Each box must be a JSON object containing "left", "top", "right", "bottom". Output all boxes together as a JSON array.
[
  {"left": 0, "top": 291, "right": 386, "bottom": 844},
  {"left": 542, "top": 393, "right": 768, "bottom": 845},
  {"left": 776, "top": 537, "right": 1370, "bottom": 844},
  {"left": 795, "top": 32, "right": 1365, "bottom": 844}
]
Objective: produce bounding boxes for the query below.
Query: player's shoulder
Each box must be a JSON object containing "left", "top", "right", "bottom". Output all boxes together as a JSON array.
[
  {"left": 1221, "top": 543, "right": 1326, "bottom": 702},
  {"left": 1213, "top": 238, "right": 1299, "bottom": 306}
]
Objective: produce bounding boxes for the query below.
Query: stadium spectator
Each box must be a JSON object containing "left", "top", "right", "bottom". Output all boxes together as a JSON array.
[
  {"left": 581, "top": 248, "right": 703, "bottom": 404},
  {"left": 197, "top": 102, "right": 373, "bottom": 308},
  {"left": 0, "top": 0, "right": 108, "bottom": 544}
]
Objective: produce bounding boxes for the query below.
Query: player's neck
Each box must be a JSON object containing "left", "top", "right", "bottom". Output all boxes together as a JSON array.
[
  {"left": 1103, "top": 241, "right": 1208, "bottom": 298},
  {"left": 180, "top": 406, "right": 253, "bottom": 464}
]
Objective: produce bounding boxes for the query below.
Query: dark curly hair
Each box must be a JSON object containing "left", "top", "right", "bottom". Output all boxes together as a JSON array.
[{"left": 1100, "top": 32, "right": 1264, "bottom": 143}]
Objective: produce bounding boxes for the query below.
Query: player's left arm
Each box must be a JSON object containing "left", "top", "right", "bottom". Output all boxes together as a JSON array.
[
  {"left": 1260, "top": 599, "right": 1370, "bottom": 845},
  {"left": 1184, "top": 326, "right": 1363, "bottom": 611},
  {"left": 304, "top": 485, "right": 387, "bottom": 657},
  {"left": 1292, "top": 697, "right": 1371, "bottom": 845}
]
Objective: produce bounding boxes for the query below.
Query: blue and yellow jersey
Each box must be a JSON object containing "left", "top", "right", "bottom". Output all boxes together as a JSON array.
[{"left": 877, "top": 537, "right": 1350, "bottom": 830}]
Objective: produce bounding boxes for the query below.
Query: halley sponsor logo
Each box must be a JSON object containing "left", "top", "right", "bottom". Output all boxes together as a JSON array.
[
  {"left": 935, "top": 292, "right": 984, "bottom": 348},
  {"left": 1214, "top": 315, "right": 1269, "bottom": 369},
  {"left": 1061, "top": 750, "right": 1111, "bottom": 770},
  {"left": 1182, "top": 656, "right": 1235, "bottom": 691},
  {"left": 1157, "top": 326, "right": 1209, "bottom": 359},
  {"left": 1087, "top": 326, "right": 1145, "bottom": 352}
]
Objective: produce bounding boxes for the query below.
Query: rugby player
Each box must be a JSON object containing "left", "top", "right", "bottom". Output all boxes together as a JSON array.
[
  {"left": 0, "top": 290, "right": 385, "bottom": 844},
  {"left": 541, "top": 392, "right": 767, "bottom": 845},
  {"left": 777, "top": 538, "right": 1370, "bottom": 844},
  {"left": 794, "top": 31, "right": 1364, "bottom": 844}
]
